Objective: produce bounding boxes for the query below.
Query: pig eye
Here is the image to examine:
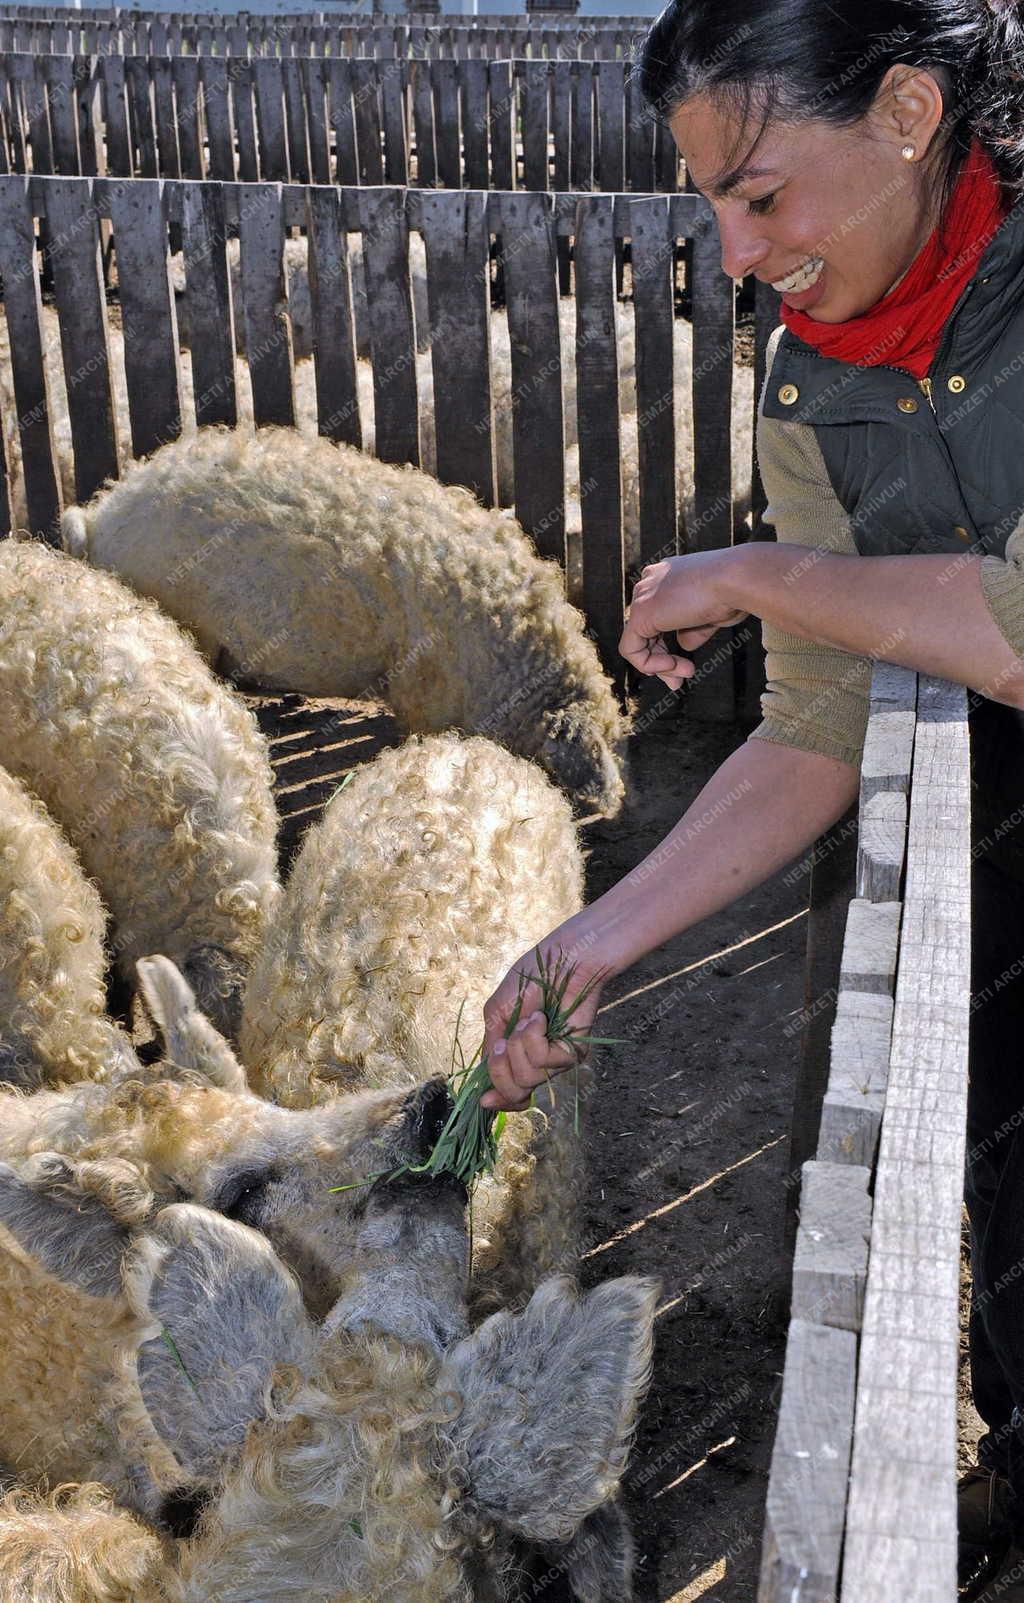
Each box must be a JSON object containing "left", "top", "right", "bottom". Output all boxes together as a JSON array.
[{"left": 213, "top": 1167, "right": 275, "bottom": 1224}]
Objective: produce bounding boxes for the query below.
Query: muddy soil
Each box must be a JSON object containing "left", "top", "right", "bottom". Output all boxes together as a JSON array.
[{"left": 251, "top": 676, "right": 811, "bottom": 1602}]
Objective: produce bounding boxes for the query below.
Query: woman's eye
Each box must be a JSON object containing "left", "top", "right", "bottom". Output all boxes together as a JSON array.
[{"left": 747, "top": 192, "right": 778, "bottom": 216}]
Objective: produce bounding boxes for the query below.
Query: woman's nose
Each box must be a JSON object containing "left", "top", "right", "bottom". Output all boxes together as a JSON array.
[{"left": 715, "top": 211, "right": 771, "bottom": 282}]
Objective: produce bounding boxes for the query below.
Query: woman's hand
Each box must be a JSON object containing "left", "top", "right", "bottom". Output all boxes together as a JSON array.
[
  {"left": 479, "top": 939, "right": 608, "bottom": 1113},
  {"left": 620, "top": 552, "right": 750, "bottom": 689}
]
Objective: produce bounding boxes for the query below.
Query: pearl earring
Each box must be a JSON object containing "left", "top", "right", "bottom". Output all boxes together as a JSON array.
[{"left": 901, "top": 143, "right": 916, "bottom": 160}]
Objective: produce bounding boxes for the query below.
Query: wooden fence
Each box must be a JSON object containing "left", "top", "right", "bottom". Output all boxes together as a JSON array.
[
  {"left": 0, "top": 173, "right": 769, "bottom": 717},
  {"left": 0, "top": 51, "right": 679, "bottom": 187},
  {"left": 0, "top": 16, "right": 649, "bottom": 57},
  {"left": 0, "top": 8, "right": 651, "bottom": 23},
  {"left": 760, "top": 663, "right": 971, "bottom": 1600}
]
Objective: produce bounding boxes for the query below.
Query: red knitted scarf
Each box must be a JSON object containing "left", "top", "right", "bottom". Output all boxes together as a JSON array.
[{"left": 781, "top": 138, "right": 1010, "bottom": 378}]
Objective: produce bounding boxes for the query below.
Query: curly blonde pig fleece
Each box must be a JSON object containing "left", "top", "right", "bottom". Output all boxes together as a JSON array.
[
  {"left": 0, "top": 766, "right": 136, "bottom": 1089},
  {"left": 0, "top": 1483, "right": 175, "bottom": 1603},
  {"left": 241, "top": 733, "right": 591, "bottom": 1313},
  {"left": 0, "top": 541, "right": 279, "bottom": 1037},
  {"left": 64, "top": 427, "right": 628, "bottom": 816}
]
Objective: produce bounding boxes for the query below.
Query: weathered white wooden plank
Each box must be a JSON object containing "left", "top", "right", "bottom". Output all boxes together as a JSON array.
[
  {"left": 818, "top": 988, "right": 893, "bottom": 1169},
  {"left": 757, "top": 1319, "right": 857, "bottom": 1603},
  {"left": 860, "top": 706, "right": 917, "bottom": 802},
  {"left": 791, "top": 1160, "right": 871, "bottom": 1334},
  {"left": 856, "top": 789, "right": 907, "bottom": 903},
  {"left": 838, "top": 899, "right": 900, "bottom": 996},
  {"left": 857, "top": 662, "right": 916, "bottom": 892},
  {"left": 842, "top": 674, "right": 970, "bottom": 1603}
]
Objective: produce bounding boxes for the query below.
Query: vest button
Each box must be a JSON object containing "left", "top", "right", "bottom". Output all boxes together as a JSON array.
[
  {"left": 953, "top": 526, "right": 970, "bottom": 541},
  {"left": 897, "top": 396, "right": 919, "bottom": 413},
  {"left": 778, "top": 383, "right": 799, "bottom": 405},
  {"left": 947, "top": 374, "right": 966, "bottom": 393}
]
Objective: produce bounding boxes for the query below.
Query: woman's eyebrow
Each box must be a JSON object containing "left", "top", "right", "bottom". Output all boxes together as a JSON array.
[{"left": 691, "top": 163, "right": 780, "bottom": 199}]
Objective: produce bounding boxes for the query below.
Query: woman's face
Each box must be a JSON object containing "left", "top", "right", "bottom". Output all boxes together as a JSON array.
[{"left": 668, "top": 65, "right": 947, "bottom": 322}]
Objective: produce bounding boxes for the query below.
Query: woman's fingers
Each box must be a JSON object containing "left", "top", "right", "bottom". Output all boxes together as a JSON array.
[
  {"left": 482, "top": 974, "right": 543, "bottom": 1059},
  {"left": 480, "top": 1040, "right": 533, "bottom": 1111},
  {"left": 618, "top": 615, "right": 695, "bottom": 682},
  {"left": 480, "top": 1010, "right": 577, "bottom": 1111}
]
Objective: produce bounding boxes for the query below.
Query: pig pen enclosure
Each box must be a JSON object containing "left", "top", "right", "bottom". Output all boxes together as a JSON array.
[
  {"left": 0, "top": 48, "right": 975, "bottom": 1603},
  {"left": 0, "top": 168, "right": 789, "bottom": 1599}
]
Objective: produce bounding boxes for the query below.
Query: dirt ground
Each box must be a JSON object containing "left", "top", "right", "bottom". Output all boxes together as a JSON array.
[{"left": 250, "top": 676, "right": 811, "bottom": 1603}]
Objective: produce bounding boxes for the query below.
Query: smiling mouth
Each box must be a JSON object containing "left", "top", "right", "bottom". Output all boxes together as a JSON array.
[{"left": 769, "top": 255, "right": 825, "bottom": 294}]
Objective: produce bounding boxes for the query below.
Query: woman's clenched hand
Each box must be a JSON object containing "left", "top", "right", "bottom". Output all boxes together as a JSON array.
[
  {"left": 620, "top": 553, "right": 750, "bottom": 689},
  {"left": 480, "top": 941, "right": 607, "bottom": 1113}
]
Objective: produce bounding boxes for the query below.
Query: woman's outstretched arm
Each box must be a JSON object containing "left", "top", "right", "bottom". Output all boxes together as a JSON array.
[{"left": 480, "top": 734, "right": 858, "bottom": 1111}]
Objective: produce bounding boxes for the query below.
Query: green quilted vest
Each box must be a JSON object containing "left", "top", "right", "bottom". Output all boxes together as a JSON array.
[{"left": 760, "top": 200, "right": 1024, "bottom": 561}]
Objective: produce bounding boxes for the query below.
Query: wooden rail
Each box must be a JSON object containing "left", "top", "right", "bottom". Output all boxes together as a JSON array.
[
  {"left": 0, "top": 51, "right": 680, "bottom": 189},
  {"left": 759, "top": 664, "right": 971, "bottom": 1601},
  {"left": 0, "top": 16, "right": 651, "bottom": 58},
  {"left": 0, "top": 173, "right": 769, "bottom": 717}
]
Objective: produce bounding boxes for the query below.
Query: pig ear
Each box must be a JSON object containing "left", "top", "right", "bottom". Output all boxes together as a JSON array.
[
  {"left": 135, "top": 955, "right": 249, "bottom": 1094},
  {"left": 61, "top": 505, "right": 90, "bottom": 558},
  {"left": 124, "top": 1204, "right": 315, "bottom": 1485},
  {"left": 0, "top": 1153, "right": 152, "bottom": 1298},
  {"left": 441, "top": 1275, "right": 659, "bottom": 1545}
]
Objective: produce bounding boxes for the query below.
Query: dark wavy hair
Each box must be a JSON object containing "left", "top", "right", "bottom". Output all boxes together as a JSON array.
[{"left": 635, "top": 0, "right": 1024, "bottom": 215}]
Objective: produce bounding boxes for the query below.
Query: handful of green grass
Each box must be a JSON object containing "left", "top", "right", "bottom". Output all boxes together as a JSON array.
[{"left": 331, "top": 952, "right": 619, "bottom": 1195}]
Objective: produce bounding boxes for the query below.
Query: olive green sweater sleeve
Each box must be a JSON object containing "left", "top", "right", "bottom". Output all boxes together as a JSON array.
[
  {"left": 749, "top": 328, "right": 872, "bottom": 769},
  {"left": 980, "top": 514, "right": 1024, "bottom": 658}
]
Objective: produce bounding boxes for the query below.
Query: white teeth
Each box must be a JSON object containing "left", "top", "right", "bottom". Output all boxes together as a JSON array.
[{"left": 772, "top": 255, "right": 825, "bottom": 294}]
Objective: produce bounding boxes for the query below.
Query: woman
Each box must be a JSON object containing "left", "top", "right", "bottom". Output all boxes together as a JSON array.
[{"left": 479, "top": 1, "right": 1024, "bottom": 1594}]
